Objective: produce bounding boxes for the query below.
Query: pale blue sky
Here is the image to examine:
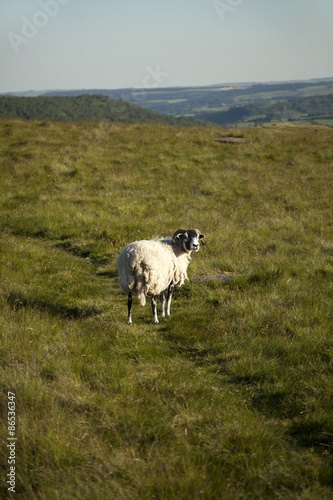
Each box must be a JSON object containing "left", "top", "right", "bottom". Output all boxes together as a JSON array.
[{"left": 1, "top": 0, "right": 332, "bottom": 92}]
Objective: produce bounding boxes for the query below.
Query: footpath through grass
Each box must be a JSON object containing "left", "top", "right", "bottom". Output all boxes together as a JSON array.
[{"left": 0, "top": 120, "right": 332, "bottom": 499}]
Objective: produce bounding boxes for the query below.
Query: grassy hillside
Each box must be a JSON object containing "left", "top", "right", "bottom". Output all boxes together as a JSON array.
[
  {"left": 0, "top": 119, "right": 332, "bottom": 499},
  {"left": 0, "top": 95, "right": 206, "bottom": 127},
  {"left": 198, "top": 94, "right": 333, "bottom": 128}
]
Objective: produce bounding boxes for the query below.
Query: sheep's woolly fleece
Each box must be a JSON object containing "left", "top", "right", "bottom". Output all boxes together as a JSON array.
[{"left": 117, "top": 238, "right": 191, "bottom": 306}]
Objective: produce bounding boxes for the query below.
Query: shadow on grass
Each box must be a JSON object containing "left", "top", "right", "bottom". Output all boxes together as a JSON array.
[
  {"left": 287, "top": 418, "right": 333, "bottom": 486},
  {"left": 160, "top": 328, "right": 228, "bottom": 371},
  {"left": 288, "top": 418, "right": 333, "bottom": 453},
  {"left": 95, "top": 268, "right": 118, "bottom": 279},
  {"left": 54, "top": 240, "right": 110, "bottom": 265},
  {"left": 6, "top": 291, "right": 101, "bottom": 319}
]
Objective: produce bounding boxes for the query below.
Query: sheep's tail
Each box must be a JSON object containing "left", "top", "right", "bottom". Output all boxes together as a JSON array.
[{"left": 135, "top": 264, "right": 150, "bottom": 307}]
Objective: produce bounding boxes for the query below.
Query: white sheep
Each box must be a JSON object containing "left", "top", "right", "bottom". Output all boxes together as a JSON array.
[{"left": 117, "top": 228, "right": 205, "bottom": 324}]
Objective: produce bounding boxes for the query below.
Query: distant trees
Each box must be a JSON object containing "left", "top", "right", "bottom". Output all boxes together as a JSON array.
[
  {"left": 0, "top": 95, "right": 206, "bottom": 126},
  {"left": 1, "top": 92, "right": 332, "bottom": 127},
  {"left": 197, "top": 94, "right": 333, "bottom": 126}
]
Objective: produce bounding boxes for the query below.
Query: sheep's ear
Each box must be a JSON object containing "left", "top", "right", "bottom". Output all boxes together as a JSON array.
[{"left": 199, "top": 233, "right": 205, "bottom": 239}]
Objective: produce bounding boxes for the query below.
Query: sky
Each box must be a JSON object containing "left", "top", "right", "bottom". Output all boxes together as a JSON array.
[{"left": 1, "top": 0, "right": 333, "bottom": 93}]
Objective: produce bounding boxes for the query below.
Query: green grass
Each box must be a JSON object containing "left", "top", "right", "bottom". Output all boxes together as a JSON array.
[
  {"left": 0, "top": 119, "right": 333, "bottom": 499},
  {"left": 313, "top": 118, "right": 333, "bottom": 127}
]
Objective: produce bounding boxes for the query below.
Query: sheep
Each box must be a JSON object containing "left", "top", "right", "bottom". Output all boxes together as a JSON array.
[{"left": 116, "top": 228, "right": 205, "bottom": 324}]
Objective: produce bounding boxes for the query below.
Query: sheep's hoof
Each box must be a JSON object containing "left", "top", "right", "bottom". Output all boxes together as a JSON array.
[
  {"left": 152, "top": 318, "right": 159, "bottom": 324},
  {"left": 127, "top": 319, "right": 132, "bottom": 325}
]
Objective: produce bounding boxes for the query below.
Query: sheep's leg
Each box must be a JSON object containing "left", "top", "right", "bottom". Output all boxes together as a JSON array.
[
  {"left": 160, "top": 291, "right": 166, "bottom": 317},
  {"left": 166, "top": 282, "right": 174, "bottom": 316},
  {"left": 127, "top": 292, "right": 133, "bottom": 325},
  {"left": 151, "top": 295, "right": 159, "bottom": 324}
]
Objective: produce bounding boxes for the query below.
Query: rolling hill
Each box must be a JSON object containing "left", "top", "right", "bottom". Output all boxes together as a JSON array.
[
  {"left": 0, "top": 94, "right": 207, "bottom": 126},
  {"left": 5, "top": 77, "right": 333, "bottom": 117},
  {"left": 38, "top": 78, "right": 333, "bottom": 115},
  {"left": 2, "top": 82, "right": 333, "bottom": 128},
  {"left": 197, "top": 93, "right": 333, "bottom": 127}
]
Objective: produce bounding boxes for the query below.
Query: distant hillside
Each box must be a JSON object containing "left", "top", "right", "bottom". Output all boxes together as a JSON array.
[
  {"left": 0, "top": 94, "right": 207, "bottom": 126},
  {"left": 2, "top": 84, "right": 333, "bottom": 128},
  {"left": 197, "top": 93, "right": 333, "bottom": 127},
  {"left": 35, "top": 78, "right": 333, "bottom": 117}
]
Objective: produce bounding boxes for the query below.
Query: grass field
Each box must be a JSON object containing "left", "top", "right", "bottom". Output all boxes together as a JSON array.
[{"left": 0, "top": 119, "right": 332, "bottom": 499}]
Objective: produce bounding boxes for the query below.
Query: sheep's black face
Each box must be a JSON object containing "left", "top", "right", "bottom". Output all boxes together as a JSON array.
[{"left": 182, "top": 229, "right": 205, "bottom": 253}]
